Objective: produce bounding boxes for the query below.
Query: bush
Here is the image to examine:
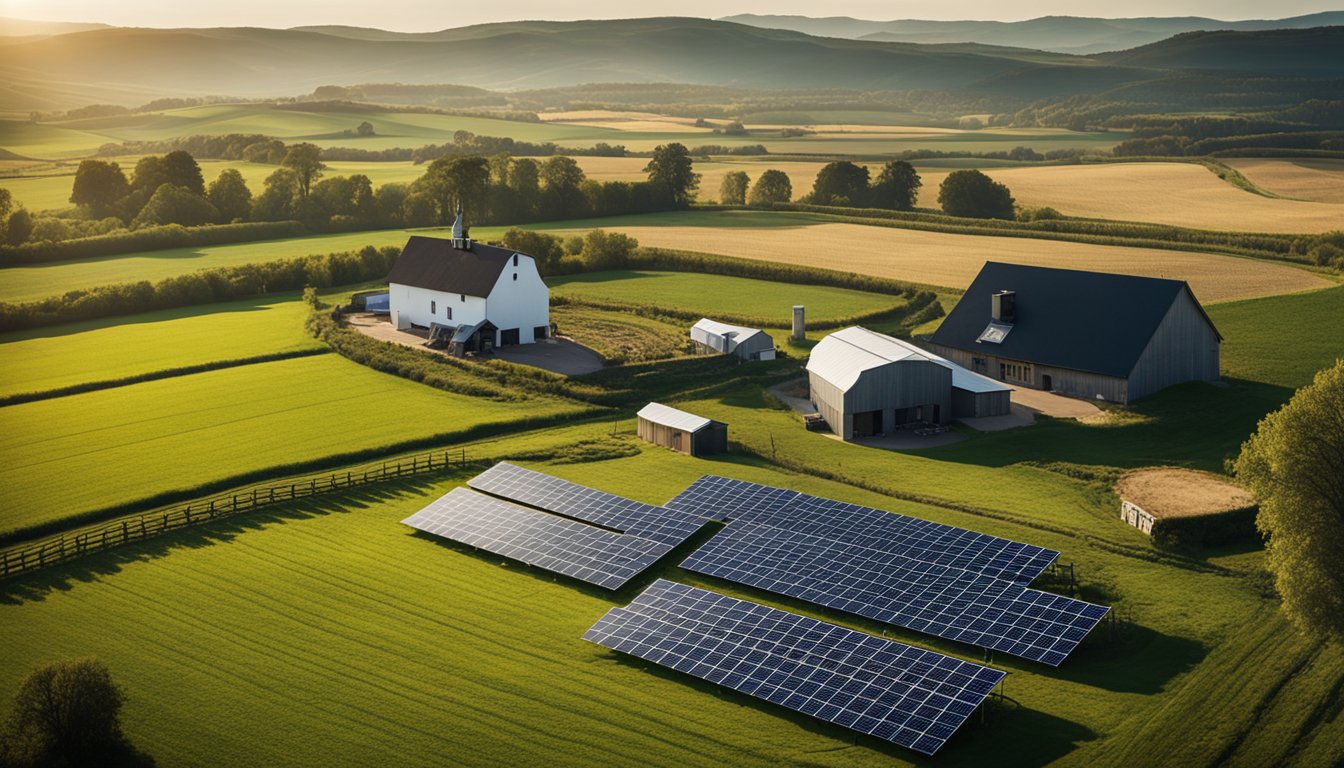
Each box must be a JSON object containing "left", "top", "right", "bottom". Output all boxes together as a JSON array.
[
  {"left": 937, "top": 170, "right": 1017, "bottom": 220},
  {"left": 580, "top": 229, "right": 639, "bottom": 270},
  {"left": 500, "top": 227, "right": 565, "bottom": 273}
]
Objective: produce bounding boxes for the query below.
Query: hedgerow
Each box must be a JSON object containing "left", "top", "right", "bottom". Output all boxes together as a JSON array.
[{"left": 0, "top": 220, "right": 306, "bottom": 266}]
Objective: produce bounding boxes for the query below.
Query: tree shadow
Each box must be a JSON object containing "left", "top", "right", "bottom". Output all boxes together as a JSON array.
[{"left": 0, "top": 476, "right": 445, "bottom": 606}]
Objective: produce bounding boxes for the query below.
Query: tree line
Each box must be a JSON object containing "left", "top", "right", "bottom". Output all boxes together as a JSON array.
[{"left": 0, "top": 143, "right": 704, "bottom": 247}]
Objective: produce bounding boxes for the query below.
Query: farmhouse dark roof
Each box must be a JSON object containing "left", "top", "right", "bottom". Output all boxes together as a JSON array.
[
  {"left": 929, "top": 261, "right": 1221, "bottom": 379},
  {"left": 387, "top": 236, "right": 521, "bottom": 298}
]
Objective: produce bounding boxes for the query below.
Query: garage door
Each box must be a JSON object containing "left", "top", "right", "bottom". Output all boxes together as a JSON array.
[{"left": 500, "top": 328, "right": 520, "bottom": 346}]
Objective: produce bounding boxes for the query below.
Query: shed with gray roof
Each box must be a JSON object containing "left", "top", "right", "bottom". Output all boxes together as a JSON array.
[
  {"left": 927, "top": 262, "right": 1221, "bottom": 404},
  {"left": 690, "top": 318, "right": 775, "bottom": 361},
  {"left": 637, "top": 402, "right": 728, "bottom": 456}
]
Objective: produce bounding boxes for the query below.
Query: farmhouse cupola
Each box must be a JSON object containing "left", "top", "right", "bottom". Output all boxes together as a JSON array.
[{"left": 451, "top": 202, "right": 472, "bottom": 250}]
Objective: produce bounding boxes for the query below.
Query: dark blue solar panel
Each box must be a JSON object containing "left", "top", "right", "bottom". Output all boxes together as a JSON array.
[
  {"left": 584, "top": 580, "right": 1005, "bottom": 755},
  {"left": 666, "top": 476, "right": 1058, "bottom": 583},
  {"left": 680, "top": 521, "right": 1108, "bottom": 665},
  {"left": 469, "top": 462, "right": 708, "bottom": 546},
  {"left": 401, "top": 487, "right": 672, "bottom": 590}
]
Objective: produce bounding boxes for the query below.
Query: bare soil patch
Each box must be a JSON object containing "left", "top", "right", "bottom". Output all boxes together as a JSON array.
[{"left": 1116, "top": 467, "right": 1255, "bottom": 519}]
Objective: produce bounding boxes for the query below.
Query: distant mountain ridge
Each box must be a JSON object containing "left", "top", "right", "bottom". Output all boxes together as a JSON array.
[
  {"left": 719, "top": 12, "right": 1344, "bottom": 54},
  {"left": 1, "top": 17, "right": 1339, "bottom": 107}
]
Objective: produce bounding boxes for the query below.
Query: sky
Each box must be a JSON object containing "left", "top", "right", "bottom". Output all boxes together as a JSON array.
[{"left": 2, "top": 0, "right": 1340, "bottom": 30}]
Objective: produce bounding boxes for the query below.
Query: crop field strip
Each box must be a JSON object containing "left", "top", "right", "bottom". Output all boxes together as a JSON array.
[
  {"left": 0, "top": 294, "right": 324, "bottom": 400},
  {"left": 0, "top": 354, "right": 586, "bottom": 537},
  {"left": 1222, "top": 158, "right": 1344, "bottom": 204},
  {"left": 584, "top": 579, "right": 1006, "bottom": 755}
]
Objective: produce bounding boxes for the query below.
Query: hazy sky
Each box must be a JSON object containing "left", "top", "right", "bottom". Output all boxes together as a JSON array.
[{"left": 3, "top": 0, "right": 1340, "bottom": 30}]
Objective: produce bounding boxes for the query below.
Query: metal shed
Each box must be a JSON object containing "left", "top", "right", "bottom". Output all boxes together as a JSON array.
[
  {"left": 636, "top": 402, "right": 728, "bottom": 457},
  {"left": 806, "top": 327, "right": 1010, "bottom": 439},
  {"left": 690, "top": 318, "right": 776, "bottom": 361}
]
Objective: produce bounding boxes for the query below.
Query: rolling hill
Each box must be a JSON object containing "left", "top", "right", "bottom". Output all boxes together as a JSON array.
[{"left": 721, "top": 12, "right": 1344, "bottom": 54}]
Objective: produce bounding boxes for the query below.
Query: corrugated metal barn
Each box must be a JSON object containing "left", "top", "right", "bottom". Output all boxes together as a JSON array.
[
  {"left": 637, "top": 402, "right": 728, "bottom": 456},
  {"left": 806, "top": 327, "right": 1010, "bottom": 440},
  {"left": 927, "top": 262, "right": 1222, "bottom": 404},
  {"left": 691, "top": 318, "right": 776, "bottom": 361}
]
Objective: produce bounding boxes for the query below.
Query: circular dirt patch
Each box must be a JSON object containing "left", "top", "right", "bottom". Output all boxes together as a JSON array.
[{"left": 1116, "top": 468, "right": 1255, "bottom": 519}]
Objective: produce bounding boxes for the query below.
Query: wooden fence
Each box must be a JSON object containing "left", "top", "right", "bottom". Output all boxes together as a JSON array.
[{"left": 0, "top": 448, "right": 474, "bottom": 580}]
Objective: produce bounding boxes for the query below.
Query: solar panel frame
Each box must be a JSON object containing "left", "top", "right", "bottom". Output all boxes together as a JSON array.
[
  {"left": 584, "top": 579, "right": 1005, "bottom": 755},
  {"left": 680, "top": 521, "right": 1108, "bottom": 665},
  {"left": 402, "top": 487, "right": 672, "bottom": 590},
  {"left": 666, "top": 475, "right": 1058, "bottom": 583},
  {"left": 469, "top": 462, "right": 708, "bottom": 546}
]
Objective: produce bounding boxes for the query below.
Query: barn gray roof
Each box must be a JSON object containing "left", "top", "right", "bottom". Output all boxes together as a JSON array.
[
  {"left": 929, "top": 262, "right": 1221, "bottom": 379},
  {"left": 387, "top": 236, "right": 521, "bottom": 298}
]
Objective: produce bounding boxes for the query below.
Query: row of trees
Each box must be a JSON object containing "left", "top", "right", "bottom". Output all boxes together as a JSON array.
[
  {"left": 25, "top": 143, "right": 704, "bottom": 244},
  {"left": 715, "top": 162, "right": 1016, "bottom": 219}
]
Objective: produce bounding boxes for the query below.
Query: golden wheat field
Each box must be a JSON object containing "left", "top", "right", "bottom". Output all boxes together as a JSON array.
[
  {"left": 1221, "top": 159, "right": 1344, "bottom": 204},
  {"left": 913, "top": 163, "right": 1344, "bottom": 234},
  {"left": 539, "top": 110, "right": 710, "bottom": 132},
  {"left": 555, "top": 219, "right": 1332, "bottom": 302}
]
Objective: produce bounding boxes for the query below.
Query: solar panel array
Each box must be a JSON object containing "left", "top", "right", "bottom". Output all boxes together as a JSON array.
[
  {"left": 584, "top": 579, "right": 1005, "bottom": 755},
  {"left": 681, "top": 521, "right": 1108, "bottom": 666},
  {"left": 666, "top": 475, "right": 1058, "bottom": 582},
  {"left": 468, "top": 462, "right": 706, "bottom": 546},
  {"left": 402, "top": 487, "right": 672, "bottom": 590}
]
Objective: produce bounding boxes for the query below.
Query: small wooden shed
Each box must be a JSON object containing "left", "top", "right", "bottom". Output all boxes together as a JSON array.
[{"left": 636, "top": 402, "right": 728, "bottom": 457}]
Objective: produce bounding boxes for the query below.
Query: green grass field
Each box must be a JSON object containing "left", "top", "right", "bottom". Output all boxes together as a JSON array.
[
  {"left": 0, "top": 293, "right": 323, "bottom": 399},
  {"left": 550, "top": 270, "right": 905, "bottom": 323},
  {"left": 0, "top": 419, "right": 1309, "bottom": 767},
  {"left": 0, "top": 353, "right": 583, "bottom": 538}
]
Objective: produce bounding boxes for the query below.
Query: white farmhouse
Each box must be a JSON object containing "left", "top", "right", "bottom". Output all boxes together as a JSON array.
[{"left": 387, "top": 207, "right": 550, "bottom": 354}]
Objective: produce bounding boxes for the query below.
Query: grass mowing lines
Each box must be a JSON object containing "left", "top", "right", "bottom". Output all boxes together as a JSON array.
[
  {"left": 0, "top": 353, "right": 583, "bottom": 538},
  {"left": 0, "top": 293, "right": 323, "bottom": 400},
  {"left": 549, "top": 269, "right": 904, "bottom": 325},
  {"left": 0, "top": 431, "right": 1275, "bottom": 768}
]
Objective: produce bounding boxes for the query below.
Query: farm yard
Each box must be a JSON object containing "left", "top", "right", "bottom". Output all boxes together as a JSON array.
[{"left": 3, "top": 19, "right": 1344, "bottom": 766}]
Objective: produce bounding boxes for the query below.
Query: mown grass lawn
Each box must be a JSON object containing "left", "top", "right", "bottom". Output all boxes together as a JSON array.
[
  {"left": 0, "top": 430, "right": 1273, "bottom": 768},
  {"left": 0, "top": 293, "right": 323, "bottom": 399},
  {"left": 0, "top": 354, "right": 584, "bottom": 538},
  {"left": 550, "top": 269, "right": 905, "bottom": 324}
]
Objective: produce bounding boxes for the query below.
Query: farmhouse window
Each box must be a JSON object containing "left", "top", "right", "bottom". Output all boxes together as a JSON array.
[
  {"left": 430, "top": 300, "right": 436, "bottom": 315},
  {"left": 460, "top": 294, "right": 465, "bottom": 302},
  {"left": 513, "top": 254, "right": 519, "bottom": 266},
  {"left": 446, "top": 307, "right": 453, "bottom": 320},
  {"left": 513, "top": 273, "right": 518, "bottom": 281}
]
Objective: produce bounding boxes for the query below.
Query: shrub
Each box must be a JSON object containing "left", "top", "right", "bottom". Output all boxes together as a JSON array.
[
  {"left": 580, "top": 229, "right": 639, "bottom": 270},
  {"left": 937, "top": 170, "right": 1017, "bottom": 220}
]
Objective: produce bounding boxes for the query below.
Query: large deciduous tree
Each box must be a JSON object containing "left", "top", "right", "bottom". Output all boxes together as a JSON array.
[
  {"left": 207, "top": 168, "right": 252, "bottom": 223},
  {"left": 938, "top": 169, "right": 1016, "bottom": 219},
  {"left": 644, "top": 143, "right": 699, "bottom": 207},
  {"left": 540, "top": 156, "right": 588, "bottom": 219},
  {"left": 282, "top": 143, "right": 326, "bottom": 197},
  {"left": 161, "top": 151, "right": 205, "bottom": 196},
  {"left": 69, "top": 160, "right": 130, "bottom": 217},
  {"left": 131, "top": 184, "right": 219, "bottom": 228},
  {"left": 870, "top": 160, "right": 921, "bottom": 211},
  {"left": 252, "top": 168, "right": 300, "bottom": 221},
  {"left": 1234, "top": 359, "right": 1344, "bottom": 641},
  {"left": 420, "top": 155, "right": 490, "bottom": 223},
  {"left": 0, "top": 658, "right": 152, "bottom": 767},
  {"left": 747, "top": 170, "right": 792, "bottom": 206},
  {"left": 719, "top": 171, "right": 749, "bottom": 205},
  {"left": 809, "top": 161, "right": 870, "bottom": 207}
]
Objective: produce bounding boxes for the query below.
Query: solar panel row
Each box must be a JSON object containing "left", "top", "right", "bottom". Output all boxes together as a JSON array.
[
  {"left": 680, "top": 521, "right": 1108, "bottom": 666},
  {"left": 401, "top": 487, "right": 672, "bottom": 590},
  {"left": 584, "top": 579, "right": 1005, "bottom": 755},
  {"left": 666, "top": 475, "right": 1058, "bottom": 583},
  {"left": 469, "top": 462, "right": 707, "bottom": 546}
]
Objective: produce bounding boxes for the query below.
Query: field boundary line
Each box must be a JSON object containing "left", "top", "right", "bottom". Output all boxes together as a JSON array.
[
  {"left": 0, "top": 447, "right": 484, "bottom": 580},
  {"left": 0, "top": 348, "right": 332, "bottom": 407}
]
